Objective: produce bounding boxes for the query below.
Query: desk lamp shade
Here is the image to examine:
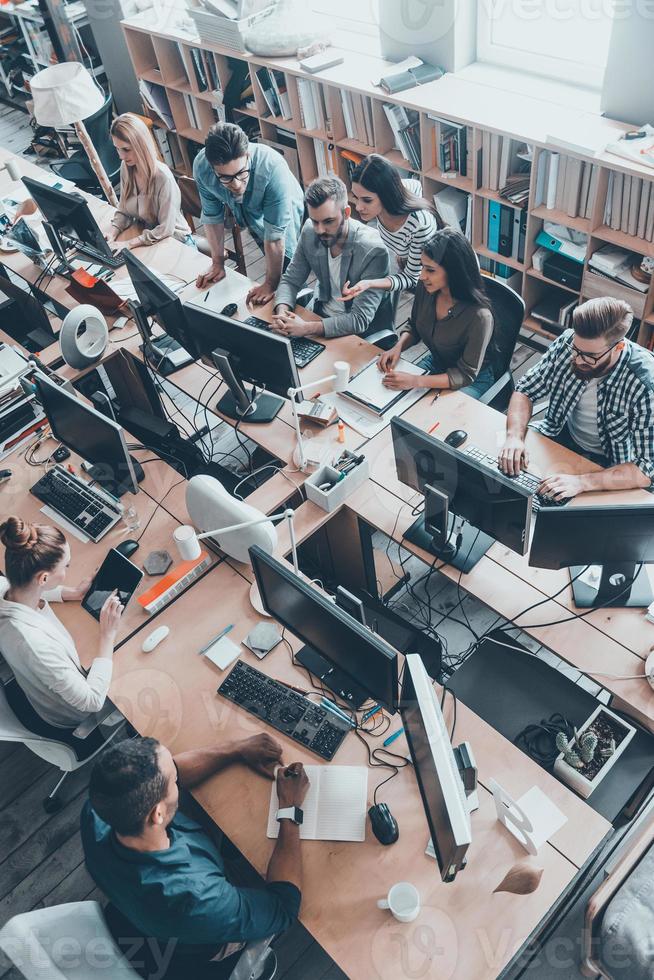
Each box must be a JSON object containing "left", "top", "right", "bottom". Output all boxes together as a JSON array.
[
  {"left": 30, "top": 63, "right": 104, "bottom": 127},
  {"left": 59, "top": 305, "right": 108, "bottom": 369},
  {"left": 176, "top": 475, "right": 277, "bottom": 562}
]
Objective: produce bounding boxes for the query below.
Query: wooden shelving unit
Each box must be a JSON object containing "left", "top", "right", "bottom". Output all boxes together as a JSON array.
[{"left": 120, "top": 14, "right": 654, "bottom": 352}]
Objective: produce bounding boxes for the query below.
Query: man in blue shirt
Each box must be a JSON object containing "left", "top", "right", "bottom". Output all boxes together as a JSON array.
[
  {"left": 194, "top": 122, "right": 304, "bottom": 307},
  {"left": 81, "top": 733, "right": 308, "bottom": 979}
]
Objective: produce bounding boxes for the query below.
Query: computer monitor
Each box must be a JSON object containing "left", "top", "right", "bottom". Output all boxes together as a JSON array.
[
  {"left": 21, "top": 177, "right": 117, "bottom": 265},
  {"left": 122, "top": 250, "right": 194, "bottom": 373},
  {"left": 249, "top": 545, "right": 399, "bottom": 710},
  {"left": 6, "top": 218, "right": 45, "bottom": 263},
  {"left": 182, "top": 305, "right": 300, "bottom": 424},
  {"left": 0, "top": 269, "right": 57, "bottom": 353},
  {"left": 401, "top": 654, "right": 472, "bottom": 882},
  {"left": 32, "top": 372, "right": 143, "bottom": 497},
  {"left": 390, "top": 416, "right": 533, "bottom": 573},
  {"left": 530, "top": 504, "right": 654, "bottom": 608}
]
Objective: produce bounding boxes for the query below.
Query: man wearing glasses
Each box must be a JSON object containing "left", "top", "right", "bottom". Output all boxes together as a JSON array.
[
  {"left": 499, "top": 297, "right": 654, "bottom": 501},
  {"left": 193, "top": 122, "right": 304, "bottom": 305}
]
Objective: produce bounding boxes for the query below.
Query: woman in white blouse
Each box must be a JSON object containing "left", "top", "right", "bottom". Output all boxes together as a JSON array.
[
  {"left": 107, "top": 113, "right": 193, "bottom": 249},
  {"left": 0, "top": 517, "right": 123, "bottom": 737}
]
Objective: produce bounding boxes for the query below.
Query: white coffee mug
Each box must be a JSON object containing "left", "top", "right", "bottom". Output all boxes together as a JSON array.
[
  {"left": 4, "top": 159, "right": 20, "bottom": 181},
  {"left": 377, "top": 882, "right": 420, "bottom": 923}
]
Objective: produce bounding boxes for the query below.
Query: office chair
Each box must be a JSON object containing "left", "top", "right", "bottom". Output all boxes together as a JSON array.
[
  {"left": 0, "top": 678, "right": 123, "bottom": 813},
  {"left": 479, "top": 275, "right": 526, "bottom": 411},
  {"left": 178, "top": 174, "right": 247, "bottom": 274},
  {"left": 50, "top": 96, "right": 121, "bottom": 201},
  {"left": 0, "top": 902, "right": 276, "bottom": 980}
]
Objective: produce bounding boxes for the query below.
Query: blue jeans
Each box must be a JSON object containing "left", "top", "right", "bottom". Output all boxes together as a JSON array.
[{"left": 425, "top": 354, "right": 495, "bottom": 401}]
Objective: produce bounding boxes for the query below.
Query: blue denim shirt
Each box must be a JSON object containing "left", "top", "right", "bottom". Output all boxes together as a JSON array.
[{"left": 193, "top": 142, "right": 304, "bottom": 258}]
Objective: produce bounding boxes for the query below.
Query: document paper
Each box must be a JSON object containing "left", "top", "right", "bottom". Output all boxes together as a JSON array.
[
  {"left": 340, "top": 357, "right": 424, "bottom": 416},
  {"left": 266, "top": 766, "right": 368, "bottom": 842}
]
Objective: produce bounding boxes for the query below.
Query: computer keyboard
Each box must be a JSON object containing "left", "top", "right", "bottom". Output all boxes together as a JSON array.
[
  {"left": 30, "top": 465, "right": 123, "bottom": 541},
  {"left": 244, "top": 316, "right": 325, "bottom": 369},
  {"left": 463, "top": 444, "right": 570, "bottom": 510},
  {"left": 218, "top": 660, "right": 350, "bottom": 761},
  {"left": 64, "top": 237, "right": 125, "bottom": 268}
]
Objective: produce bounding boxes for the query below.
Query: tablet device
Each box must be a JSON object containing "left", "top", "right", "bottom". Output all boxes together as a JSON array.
[{"left": 82, "top": 548, "right": 143, "bottom": 620}]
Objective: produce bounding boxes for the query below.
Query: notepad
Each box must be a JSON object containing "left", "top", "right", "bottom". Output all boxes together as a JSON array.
[
  {"left": 266, "top": 766, "right": 368, "bottom": 841},
  {"left": 340, "top": 358, "right": 424, "bottom": 416}
]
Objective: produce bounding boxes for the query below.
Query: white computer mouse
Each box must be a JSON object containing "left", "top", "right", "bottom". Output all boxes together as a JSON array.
[
  {"left": 142, "top": 625, "right": 170, "bottom": 653},
  {"left": 646, "top": 650, "right": 654, "bottom": 690}
]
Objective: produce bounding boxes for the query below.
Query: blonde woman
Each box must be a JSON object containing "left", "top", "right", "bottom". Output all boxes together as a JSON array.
[{"left": 107, "top": 113, "right": 193, "bottom": 248}]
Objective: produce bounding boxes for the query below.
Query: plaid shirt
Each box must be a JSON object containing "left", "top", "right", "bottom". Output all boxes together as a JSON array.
[{"left": 515, "top": 330, "right": 654, "bottom": 485}]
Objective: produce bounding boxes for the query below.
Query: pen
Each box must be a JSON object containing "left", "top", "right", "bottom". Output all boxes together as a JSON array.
[
  {"left": 383, "top": 727, "right": 404, "bottom": 747},
  {"left": 204, "top": 290, "right": 210, "bottom": 302},
  {"left": 199, "top": 623, "right": 234, "bottom": 654},
  {"left": 362, "top": 703, "right": 382, "bottom": 722},
  {"left": 428, "top": 421, "right": 440, "bottom": 434}
]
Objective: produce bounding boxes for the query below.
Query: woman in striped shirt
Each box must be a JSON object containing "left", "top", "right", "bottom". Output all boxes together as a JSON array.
[{"left": 340, "top": 154, "right": 441, "bottom": 305}]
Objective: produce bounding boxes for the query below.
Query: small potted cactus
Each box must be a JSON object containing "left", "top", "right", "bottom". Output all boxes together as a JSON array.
[{"left": 553, "top": 706, "right": 636, "bottom": 799}]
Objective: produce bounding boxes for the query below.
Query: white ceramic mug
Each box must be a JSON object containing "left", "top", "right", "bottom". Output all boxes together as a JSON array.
[
  {"left": 377, "top": 882, "right": 420, "bottom": 923},
  {"left": 4, "top": 159, "right": 20, "bottom": 181}
]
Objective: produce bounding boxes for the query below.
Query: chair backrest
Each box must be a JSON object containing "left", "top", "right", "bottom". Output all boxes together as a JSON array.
[
  {"left": 0, "top": 681, "right": 77, "bottom": 769},
  {"left": 0, "top": 902, "right": 140, "bottom": 980},
  {"left": 83, "top": 96, "right": 121, "bottom": 183},
  {"left": 482, "top": 275, "right": 526, "bottom": 377},
  {"left": 178, "top": 174, "right": 202, "bottom": 221}
]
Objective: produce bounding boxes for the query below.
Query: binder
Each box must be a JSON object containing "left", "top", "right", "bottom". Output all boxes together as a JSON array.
[
  {"left": 511, "top": 208, "right": 521, "bottom": 260},
  {"left": 488, "top": 200, "right": 501, "bottom": 253},
  {"left": 637, "top": 182, "right": 650, "bottom": 240},
  {"left": 546, "top": 152, "right": 559, "bottom": 210},
  {"left": 517, "top": 209, "right": 527, "bottom": 264},
  {"left": 535, "top": 229, "right": 585, "bottom": 264},
  {"left": 498, "top": 204, "right": 513, "bottom": 257}
]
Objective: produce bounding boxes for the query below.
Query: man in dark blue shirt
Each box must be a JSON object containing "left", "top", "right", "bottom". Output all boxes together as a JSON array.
[{"left": 81, "top": 733, "right": 308, "bottom": 979}]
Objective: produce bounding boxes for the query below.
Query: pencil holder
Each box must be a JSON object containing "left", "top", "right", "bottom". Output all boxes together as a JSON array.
[{"left": 304, "top": 455, "right": 369, "bottom": 512}]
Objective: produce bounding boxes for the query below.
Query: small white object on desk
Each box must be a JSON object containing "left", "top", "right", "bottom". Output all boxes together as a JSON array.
[
  {"left": 489, "top": 779, "right": 567, "bottom": 855},
  {"left": 142, "top": 625, "right": 170, "bottom": 653},
  {"left": 200, "top": 635, "right": 241, "bottom": 671}
]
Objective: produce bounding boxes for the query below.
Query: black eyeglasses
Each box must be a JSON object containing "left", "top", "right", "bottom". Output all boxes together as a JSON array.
[
  {"left": 215, "top": 167, "right": 250, "bottom": 185},
  {"left": 569, "top": 339, "right": 621, "bottom": 365}
]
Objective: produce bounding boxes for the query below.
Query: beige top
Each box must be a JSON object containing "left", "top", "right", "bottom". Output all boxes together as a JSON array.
[{"left": 111, "top": 160, "right": 191, "bottom": 245}]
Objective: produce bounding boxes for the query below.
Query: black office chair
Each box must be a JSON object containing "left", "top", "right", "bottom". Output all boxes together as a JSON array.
[
  {"left": 50, "top": 96, "right": 121, "bottom": 201},
  {"left": 479, "top": 276, "right": 526, "bottom": 411}
]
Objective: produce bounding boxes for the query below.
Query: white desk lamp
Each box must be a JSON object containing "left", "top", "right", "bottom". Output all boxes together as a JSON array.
[
  {"left": 29, "top": 63, "right": 119, "bottom": 208},
  {"left": 287, "top": 360, "right": 350, "bottom": 471}
]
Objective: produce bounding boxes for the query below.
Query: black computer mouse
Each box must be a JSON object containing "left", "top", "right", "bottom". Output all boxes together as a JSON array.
[
  {"left": 115, "top": 539, "right": 139, "bottom": 559},
  {"left": 368, "top": 803, "right": 399, "bottom": 845},
  {"left": 221, "top": 303, "right": 238, "bottom": 317},
  {"left": 444, "top": 429, "right": 468, "bottom": 449}
]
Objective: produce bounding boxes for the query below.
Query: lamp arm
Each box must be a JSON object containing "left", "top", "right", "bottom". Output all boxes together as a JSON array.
[
  {"left": 287, "top": 374, "right": 337, "bottom": 472},
  {"left": 287, "top": 373, "right": 337, "bottom": 402},
  {"left": 197, "top": 509, "right": 299, "bottom": 576}
]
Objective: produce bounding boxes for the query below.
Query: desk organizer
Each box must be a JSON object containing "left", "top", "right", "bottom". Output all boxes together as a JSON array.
[{"left": 304, "top": 453, "right": 369, "bottom": 513}]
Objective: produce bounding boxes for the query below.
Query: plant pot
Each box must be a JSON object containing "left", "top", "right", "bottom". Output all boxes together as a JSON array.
[{"left": 553, "top": 705, "right": 636, "bottom": 799}]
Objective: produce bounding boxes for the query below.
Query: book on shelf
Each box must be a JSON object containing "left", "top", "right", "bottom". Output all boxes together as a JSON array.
[
  {"left": 313, "top": 138, "right": 337, "bottom": 178},
  {"left": 433, "top": 186, "right": 468, "bottom": 233},
  {"left": 603, "top": 172, "right": 654, "bottom": 242},
  {"left": 269, "top": 127, "right": 300, "bottom": 183},
  {"left": 428, "top": 115, "right": 470, "bottom": 176},
  {"left": 348, "top": 93, "right": 373, "bottom": 147},
  {"left": 139, "top": 81, "right": 174, "bottom": 131},
  {"left": 500, "top": 173, "right": 530, "bottom": 208},
  {"left": 383, "top": 103, "right": 421, "bottom": 170},
  {"left": 204, "top": 50, "right": 221, "bottom": 94},
  {"left": 270, "top": 70, "right": 291, "bottom": 119},
  {"left": 341, "top": 148, "right": 365, "bottom": 183},
  {"left": 530, "top": 295, "right": 578, "bottom": 336},
  {"left": 189, "top": 47, "right": 208, "bottom": 91},
  {"left": 182, "top": 92, "right": 201, "bottom": 131},
  {"left": 589, "top": 244, "right": 650, "bottom": 294},
  {"left": 297, "top": 77, "right": 325, "bottom": 131},
  {"left": 256, "top": 66, "right": 281, "bottom": 118}
]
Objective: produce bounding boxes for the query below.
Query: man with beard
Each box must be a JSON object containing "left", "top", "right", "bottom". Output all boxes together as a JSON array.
[
  {"left": 498, "top": 297, "right": 654, "bottom": 501},
  {"left": 271, "top": 175, "right": 392, "bottom": 338}
]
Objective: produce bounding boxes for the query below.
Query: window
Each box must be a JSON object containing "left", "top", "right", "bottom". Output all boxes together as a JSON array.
[
  {"left": 477, "top": 0, "right": 615, "bottom": 89},
  {"left": 309, "top": 0, "right": 381, "bottom": 54}
]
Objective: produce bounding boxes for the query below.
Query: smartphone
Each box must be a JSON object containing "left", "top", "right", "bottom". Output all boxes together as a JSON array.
[{"left": 82, "top": 548, "right": 143, "bottom": 621}]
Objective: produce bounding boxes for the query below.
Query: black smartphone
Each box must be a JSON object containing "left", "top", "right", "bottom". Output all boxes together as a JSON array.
[{"left": 82, "top": 548, "right": 143, "bottom": 621}]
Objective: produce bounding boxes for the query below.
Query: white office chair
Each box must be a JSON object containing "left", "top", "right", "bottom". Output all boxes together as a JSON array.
[
  {"left": 0, "top": 681, "right": 124, "bottom": 813},
  {"left": 0, "top": 902, "right": 275, "bottom": 980}
]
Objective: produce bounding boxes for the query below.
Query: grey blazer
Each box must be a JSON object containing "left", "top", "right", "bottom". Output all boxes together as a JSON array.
[{"left": 274, "top": 218, "right": 393, "bottom": 338}]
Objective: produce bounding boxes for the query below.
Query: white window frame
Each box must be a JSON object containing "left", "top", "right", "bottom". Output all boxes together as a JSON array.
[{"left": 476, "top": 0, "right": 611, "bottom": 90}]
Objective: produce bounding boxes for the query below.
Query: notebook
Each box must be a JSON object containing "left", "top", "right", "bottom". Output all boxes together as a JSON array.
[
  {"left": 266, "top": 766, "right": 368, "bottom": 842},
  {"left": 340, "top": 358, "right": 424, "bottom": 416}
]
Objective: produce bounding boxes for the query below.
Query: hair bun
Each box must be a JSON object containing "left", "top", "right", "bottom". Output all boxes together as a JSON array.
[{"left": 0, "top": 516, "right": 37, "bottom": 551}]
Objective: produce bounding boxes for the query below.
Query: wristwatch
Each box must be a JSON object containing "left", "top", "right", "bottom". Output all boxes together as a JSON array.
[{"left": 276, "top": 806, "right": 303, "bottom": 826}]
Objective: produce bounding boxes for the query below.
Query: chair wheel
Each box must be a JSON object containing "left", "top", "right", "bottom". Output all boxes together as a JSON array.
[{"left": 43, "top": 795, "right": 63, "bottom": 814}]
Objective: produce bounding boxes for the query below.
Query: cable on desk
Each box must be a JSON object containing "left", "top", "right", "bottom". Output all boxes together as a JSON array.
[
  {"left": 233, "top": 417, "right": 254, "bottom": 474},
  {"left": 515, "top": 712, "right": 573, "bottom": 767}
]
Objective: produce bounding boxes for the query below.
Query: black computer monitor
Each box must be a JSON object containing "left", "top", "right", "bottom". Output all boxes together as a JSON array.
[
  {"left": 0, "top": 269, "right": 57, "bottom": 353},
  {"left": 401, "top": 653, "right": 472, "bottom": 882},
  {"left": 390, "top": 416, "right": 533, "bottom": 573},
  {"left": 249, "top": 545, "right": 399, "bottom": 710},
  {"left": 33, "top": 372, "right": 143, "bottom": 497},
  {"left": 530, "top": 504, "right": 654, "bottom": 608},
  {"left": 6, "top": 218, "right": 44, "bottom": 262},
  {"left": 182, "top": 305, "right": 300, "bottom": 424},
  {"left": 122, "top": 250, "right": 196, "bottom": 369},
  {"left": 21, "top": 177, "right": 116, "bottom": 265}
]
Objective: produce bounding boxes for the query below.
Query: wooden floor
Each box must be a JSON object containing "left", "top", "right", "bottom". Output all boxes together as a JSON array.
[{"left": 0, "top": 109, "right": 592, "bottom": 980}]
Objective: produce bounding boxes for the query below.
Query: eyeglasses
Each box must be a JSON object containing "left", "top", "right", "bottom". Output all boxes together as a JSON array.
[
  {"left": 569, "top": 339, "right": 621, "bottom": 365},
  {"left": 215, "top": 167, "right": 250, "bottom": 185}
]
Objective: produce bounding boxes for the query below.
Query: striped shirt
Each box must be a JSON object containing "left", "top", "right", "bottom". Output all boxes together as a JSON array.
[
  {"left": 515, "top": 330, "right": 654, "bottom": 484},
  {"left": 378, "top": 209, "right": 439, "bottom": 292}
]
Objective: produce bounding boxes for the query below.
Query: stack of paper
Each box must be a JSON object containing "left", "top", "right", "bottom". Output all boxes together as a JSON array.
[{"left": 267, "top": 766, "right": 368, "bottom": 842}]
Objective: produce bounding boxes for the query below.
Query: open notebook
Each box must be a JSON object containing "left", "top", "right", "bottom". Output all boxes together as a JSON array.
[
  {"left": 340, "top": 357, "right": 424, "bottom": 416},
  {"left": 267, "top": 766, "right": 368, "bottom": 842}
]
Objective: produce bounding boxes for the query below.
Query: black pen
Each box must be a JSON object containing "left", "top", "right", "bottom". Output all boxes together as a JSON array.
[{"left": 204, "top": 290, "right": 210, "bottom": 302}]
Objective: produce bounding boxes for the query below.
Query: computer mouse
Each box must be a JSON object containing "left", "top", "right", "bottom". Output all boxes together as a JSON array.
[
  {"left": 221, "top": 303, "right": 238, "bottom": 317},
  {"left": 444, "top": 429, "right": 468, "bottom": 449},
  {"left": 368, "top": 803, "right": 399, "bottom": 845},
  {"left": 142, "top": 625, "right": 170, "bottom": 653},
  {"left": 116, "top": 539, "right": 139, "bottom": 559}
]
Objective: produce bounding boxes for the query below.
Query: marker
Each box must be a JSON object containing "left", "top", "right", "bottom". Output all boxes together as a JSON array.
[
  {"left": 199, "top": 623, "right": 234, "bottom": 654},
  {"left": 383, "top": 726, "right": 404, "bottom": 747},
  {"left": 321, "top": 697, "right": 355, "bottom": 727},
  {"left": 362, "top": 703, "right": 382, "bottom": 722},
  {"left": 428, "top": 421, "right": 440, "bottom": 434}
]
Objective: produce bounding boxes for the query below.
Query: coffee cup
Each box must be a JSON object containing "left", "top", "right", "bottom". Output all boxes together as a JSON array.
[{"left": 377, "top": 882, "right": 420, "bottom": 923}]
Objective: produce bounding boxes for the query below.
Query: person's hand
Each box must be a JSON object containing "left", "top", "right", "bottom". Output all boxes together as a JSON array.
[
  {"left": 270, "top": 312, "right": 315, "bottom": 337},
  {"left": 382, "top": 370, "right": 420, "bottom": 391},
  {"left": 99, "top": 591, "right": 123, "bottom": 641},
  {"left": 63, "top": 569, "right": 97, "bottom": 602},
  {"left": 12, "top": 199, "right": 37, "bottom": 222},
  {"left": 537, "top": 473, "right": 586, "bottom": 502},
  {"left": 196, "top": 262, "right": 226, "bottom": 290},
  {"left": 276, "top": 762, "right": 310, "bottom": 808},
  {"left": 378, "top": 345, "right": 402, "bottom": 374},
  {"left": 498, "top": 436, "right": 529, "bottom": 477},
  {"left": 246, "top": 282, "right": 275, "bottom": 307},
  {"left": 237, "top": 733, "right": 283, "bottom": 779},
  {"left": 338, "top": 279, "right": 371, "bottom": 301}
]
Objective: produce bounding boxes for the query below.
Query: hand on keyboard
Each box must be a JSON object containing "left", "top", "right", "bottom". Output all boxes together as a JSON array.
[
  {"left": 536, "top": 472, "right": 584, "bottom": 504},
  {"left": 498, "top": 435, "right": 529, "bottom": 477}
]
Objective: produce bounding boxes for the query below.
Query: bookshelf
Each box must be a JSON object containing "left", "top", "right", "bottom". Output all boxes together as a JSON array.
[{"left": 121, "top": 13, "right": 654, "bottom": 352}]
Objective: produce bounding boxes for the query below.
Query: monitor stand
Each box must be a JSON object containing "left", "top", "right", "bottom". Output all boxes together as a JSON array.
[
  {"left": 87, "top": 456, "right": 145, "bottom": 498},
  {"left": 404, "top": 513, "right": 495, "bottom": 573},
  {"left": 216, "top": 388, "right": 284, "bottom": 425},
  {"left": 294, "top": 645, "right": 369, "bottom": 709},
  {"left": 570, "top": 563, "right": 653, "bottom": 608}
]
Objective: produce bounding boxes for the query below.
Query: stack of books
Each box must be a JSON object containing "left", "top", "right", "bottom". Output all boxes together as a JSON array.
[
  {"left": 152, "top": 129, "right": 184, "bottom": 171},
  {"left": 589, "top": 245, "right": 650, "bottom": 294},
  {"left": 340, "top": 92, "right": 375, "bottom": 148},
  {"left": 500, "top": 173, "right": 530, "bottom": 208},
  {"left": 296, "top": 78, "right": 329, "bottom": 133},
  {"left": 534, "top": 150, "right": 599, "bottom": 219},
  {"left": 603, "top": 172, "right": 654, "bottom": 242},
  {"left": 383, "top": 104, "right": 421, "bottom": 170},
  {"left": 256, "top": 67, "right": 291, "bottom": 120},
  {"left": 139, "top": 81, "right": 173, "bottom": 131},
  {"left": 182, "top": 93, "right": 202, "bottom": 132},
  {"left": 428, "top": 115, "right": 471, "bottom": 176},
  {"left": 480, "top": 134, "right": 530, "bottom": 192}
]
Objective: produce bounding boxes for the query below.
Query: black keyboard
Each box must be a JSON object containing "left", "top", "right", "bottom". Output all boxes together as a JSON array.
[
  {"left": 464, "top": 444, "right": 570, "bottom": 510},
  {"left": 218, "top": 660, "right": 350, "bottom": 761},
  {"left": 30, "top": 465, "right": 122, "bottom": 541},
  {"left": 244, "top": 316, "right": 324, "bottom": 369}
]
